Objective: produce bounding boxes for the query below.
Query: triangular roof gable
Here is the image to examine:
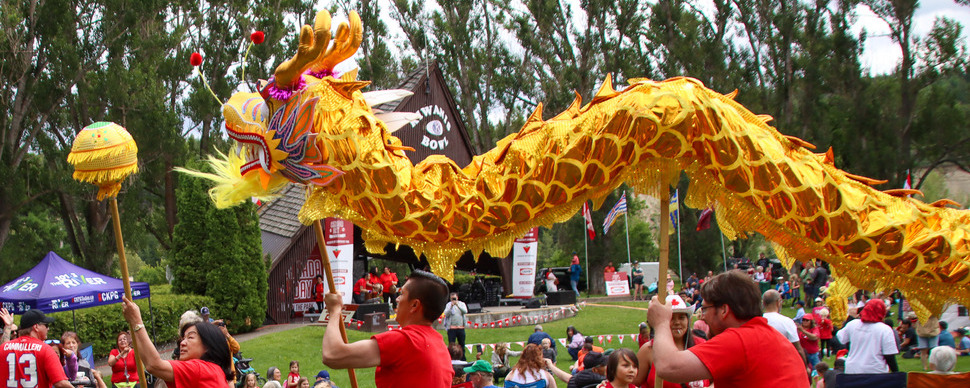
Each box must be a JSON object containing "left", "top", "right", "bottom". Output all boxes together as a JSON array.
[
  {"left": 380, "top": 61, "right": 477, "bottom": 166},
  {"left": 0, "top": 251, "right": 150, "bottom": 314}
]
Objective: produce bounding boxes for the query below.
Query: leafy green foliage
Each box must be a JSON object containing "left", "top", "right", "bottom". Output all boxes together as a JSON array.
[{"left": 170, "top": 160, "right": 267, "bottom": 332}]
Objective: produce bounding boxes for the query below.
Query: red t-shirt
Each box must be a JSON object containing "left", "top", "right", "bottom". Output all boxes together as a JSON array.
[
  {"left": 799, "top": 326, "right": 820, "bottom": 354},
  {"left": 372, "top": 324, "right": 453, "bottom": 388},
  {"left": 168, "top": 358, "right": 228, "bottom": 388},
  {"left": 315, "top": 283, "right": 325, "bottom": 303},
  {"left": 689, "top": 317, "right": 808, "bottom": 388},
  {"left": 380, "top": 273, "right": 398, "bottom": 292},
  {"left": 353, "top": 278, "right": 369, "bottom": 295},
  {"left": 109, "top": 348, "right": 139, "bottom": 384},
  {"left": 1, "top": 336, "right": 68, "bottom": 388},
  {"left": 607, "top": 382, "right": 636, "bottom": 388},
  {"left": 818, "top": 319, "right": 833, "bottom": 340}
]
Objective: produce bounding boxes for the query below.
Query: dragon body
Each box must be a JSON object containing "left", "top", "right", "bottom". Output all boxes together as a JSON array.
[{"left": 194, "top": 10, "right": 970, "bottom": 322}]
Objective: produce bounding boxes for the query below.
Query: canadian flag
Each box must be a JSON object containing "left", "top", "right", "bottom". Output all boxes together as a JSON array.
[
  {"left": 598, "top": 335, "right": 604, "bottom": 344},
  {"left": 632, "top": 334, "right": 638, "bottom": 342},
  {"left": 466, "top": 344, "right": 474, "bottom": 353},
  {"left": 559, "top": 338, "right": 568, "bottom": 347},
  {"left": 607, "top": 335, "right": 613, "bottom": 343},
  {"left": 583, "top": 202, "right": 596, "bottom": 240},
  {"left": 618, "top": 335, "right": 625, "bottom": 344}
]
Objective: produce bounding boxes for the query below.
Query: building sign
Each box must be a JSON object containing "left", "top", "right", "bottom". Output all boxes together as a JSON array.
[
  {"left": 411, "top": 105, "right": 453, "bottom": 151},
  {"left": 511, "top": 228, "right": 539, "bottom": 297}
]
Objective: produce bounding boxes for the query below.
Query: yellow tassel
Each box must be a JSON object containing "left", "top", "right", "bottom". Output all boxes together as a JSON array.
[{"left": 174, "top": 147, "right": 289, "bottom": 208}]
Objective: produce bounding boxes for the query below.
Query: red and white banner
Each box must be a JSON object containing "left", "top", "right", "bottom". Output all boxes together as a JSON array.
[
  {"left": 512, "top": 228, "right": 539, "bottom": 297},
  {"left": 324, "top": 218, "right": 355, "bottom": 304},
  {"left": 605, "top": 271, "right": 630, "bottom": 296}
]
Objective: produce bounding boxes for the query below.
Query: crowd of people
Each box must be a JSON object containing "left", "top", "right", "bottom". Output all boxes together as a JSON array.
[{"left": 4, "top": 260, "right": 970, "bottom": 388}]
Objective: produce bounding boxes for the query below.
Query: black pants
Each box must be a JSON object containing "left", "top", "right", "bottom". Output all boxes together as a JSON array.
[{"left": 447, "top": 328, "right": 466, "bottom": 360}]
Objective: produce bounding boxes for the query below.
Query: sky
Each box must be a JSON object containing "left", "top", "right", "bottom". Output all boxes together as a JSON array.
[{"left": 854, "top": 0, "right": 970, "bottom": 74}]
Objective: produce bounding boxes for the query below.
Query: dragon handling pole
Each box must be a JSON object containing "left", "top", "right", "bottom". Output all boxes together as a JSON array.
[
  {"left": 654, "top": 189, "right": 672, "bottom": 388},
  {"left": 313, "top": 220, "right": 359, "bottom": 388}
]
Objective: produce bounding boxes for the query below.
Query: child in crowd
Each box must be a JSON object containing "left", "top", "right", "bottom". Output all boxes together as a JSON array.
[
  {"left": 799, "top": 313, "right": 821, "bottom": 368},
  {"left": 817, "top": 308, "right": 834, "bottom": 357},
  {"left": 286, "top": 361, "right": 301, "bottom": 388},
  {"left": 606, "top": 348, "right": 639, "bottom": 388},
  {"left": 296, "top": 377, "right": 310, "bottom": 388},
  {"left": 243, "top": 373, "right": 259, "bottom": 388},
  {"left": 813, "top": 362, "right": 829, "bottom": 388},
  {"left": 794, "top": 301, "right": 806, "bottom": 323}
]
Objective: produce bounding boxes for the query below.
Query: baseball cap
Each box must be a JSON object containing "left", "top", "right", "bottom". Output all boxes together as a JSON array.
[
  {"left": 315, "top": 370, "right": 330, "bottom": 380},
  {"left": 955, "top": 328, "right": 969, "bottom": 336},
  {"left": 201, "top": 306, "right": 210, "bottom": 315},
  {"left": 534, "top": 324, "right": 542, "bottom": 331},
  {"left": 463, "top": 360, "right": 493, "bottom": 374},
  {"left": 21, "top": 309, "right": 55, "bottom": 328},
  {"left": 583, "top": 352, "right": 608, "bottom": 369}
]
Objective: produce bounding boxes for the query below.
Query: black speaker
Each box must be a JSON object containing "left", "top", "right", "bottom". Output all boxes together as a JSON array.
[
  {"left": 352, "top": 303, "right": 391, "bottom": 320},
  {"left": 546, "top": 291, "right": 576, "bottom": 306},
  {"left": 467, "top": 303, "right": 483, "bottom": 314},
  {"left": 524, "top": 298, "right": 542, "bottom": 309}
]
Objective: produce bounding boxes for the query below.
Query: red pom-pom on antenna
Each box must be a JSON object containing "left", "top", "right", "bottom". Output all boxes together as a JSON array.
[
  {"left": 250, "top": 31, "right": 265, "bottom": 45},
  {"left": 190, "top": 52, "right": 203, "bottom": 67}
]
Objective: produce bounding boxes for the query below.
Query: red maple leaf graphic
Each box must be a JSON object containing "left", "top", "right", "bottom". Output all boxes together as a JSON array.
[
  {"left": 524, "top": 247, "right": 531, "bottom": 253},
  {"left": 332, "top": 249, "right": 341, "bottom": 258},
  {"left": 671, "top": 299, "right": 680, "bottom": 306}
]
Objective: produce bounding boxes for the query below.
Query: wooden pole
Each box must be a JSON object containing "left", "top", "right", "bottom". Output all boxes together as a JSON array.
[
  {"left": 109, "top": 198, "right": 148, "bottom": 388},
  {"left": 655, "top": 189, "right": 672, "bottom": 388},
  {"left": 313, "top": 220, "right": 359, "bottom": 388}
]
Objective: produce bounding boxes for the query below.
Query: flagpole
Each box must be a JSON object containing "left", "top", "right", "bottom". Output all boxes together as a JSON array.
[
  {"left": 720, "top": 229, "right": 728, "bottom": 272},
  {"left": 676, "top": 189, "right": 683, "bottom": 281},
  {"left": 655, "top": 189, "right": 673, "bottom": 388},
  {"left": 624, "top": 210, "right": 631, "bottom": 266},
  {"left": 584, "top": 224, "right": 589, "bottom": 298},
  {"left": 313, "top": 220, "right": 359, "bottom": 388}
]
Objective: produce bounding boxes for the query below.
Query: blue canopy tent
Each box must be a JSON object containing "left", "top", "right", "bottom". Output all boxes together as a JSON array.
[{"left": 0, "top": 251, "right": 150, "bottom": 313}]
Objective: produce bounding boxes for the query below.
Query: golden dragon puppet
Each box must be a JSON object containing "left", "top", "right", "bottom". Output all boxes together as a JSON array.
[{"left": 189, "top": 9, "right": 970, "bottom": 322}]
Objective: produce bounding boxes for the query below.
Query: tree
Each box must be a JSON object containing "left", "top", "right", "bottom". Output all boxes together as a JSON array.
[{"left": 170, "top": 160, "right": 266, "bottom": 332}]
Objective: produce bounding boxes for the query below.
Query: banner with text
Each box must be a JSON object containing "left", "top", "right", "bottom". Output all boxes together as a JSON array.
[
  {"left": 605, "top": 271, "right": 630, "bottom": 296},
  {"left": 324, "top": 218, "right": 355, "bottom": 304},
  {"left": 512, "top": 228, "right": 539, "bottom": 297}
]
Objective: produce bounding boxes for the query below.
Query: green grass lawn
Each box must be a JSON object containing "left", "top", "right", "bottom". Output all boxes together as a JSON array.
[
  {"left": 238, "top": 301, "right": 969, "bottom": 387},
  {"left": 240, "top": 305, "right": 647, "bottom": 387}
]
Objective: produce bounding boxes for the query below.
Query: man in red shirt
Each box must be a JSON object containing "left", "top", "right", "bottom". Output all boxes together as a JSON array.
[
  {"left": 380, "top": 267, "right": 399, "bottom": 307},
  {"left": 647, "top": 270, "right": 808, "bottom": 388},
  {"left": 352, "top": 274, "right": 370, "bottom": 304},
  {"left": 321, "top": 270, "right": 453, "bottom": 387},
  {"left": 1, "top": 309, "right": 72, "bottom": 388}
]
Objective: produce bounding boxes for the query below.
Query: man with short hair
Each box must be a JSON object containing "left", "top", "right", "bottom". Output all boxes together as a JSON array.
[
  {"left": 321, "top": 270, "right": 453, "bottom": 387},
  {"left": 1, "top": 309, "right": 73, "bottom": 388},
  {"left": 647, "top": 270, "right": 808, "bottom": 387},
  {"left": 763, "top": 289, "right": 809, "bottom": 368},
  {"left": 443, "top": 292, "right": 468, "bottom": 360},
  {"left": 463, "top": 360, "right": 499, "bottom": 388},
  {"left": 527, "top": 325, "right": 555, "bottom": 350}
]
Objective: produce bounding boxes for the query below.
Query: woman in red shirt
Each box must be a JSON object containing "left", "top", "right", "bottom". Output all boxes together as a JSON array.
[
  {"left": 798, "top": 313, "right": 821, "bottom": 368},
  {"left": 108, "top": 331, "right": 138, "bottom": 387},
  {"left": 380, "top": 267, "right": 399, "bottom": 306},
  {"left": 122, "top": 296, "right": 233, "bottom": 388},
  {"left": 634, "top": 295, "right": 710, "bottom": 388}
]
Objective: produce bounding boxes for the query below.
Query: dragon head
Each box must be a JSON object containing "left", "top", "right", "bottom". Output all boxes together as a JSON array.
[{"left": 190, "top": 10, "right": 415, "bottom": 208}]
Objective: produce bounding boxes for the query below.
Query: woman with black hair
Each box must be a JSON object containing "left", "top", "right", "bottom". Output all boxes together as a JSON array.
[
  {"left": 121, "top": 296, "right": 233, "bottom": 388},
  {"left": 634, "top": 295, "right": 710, "bottom": 388}
]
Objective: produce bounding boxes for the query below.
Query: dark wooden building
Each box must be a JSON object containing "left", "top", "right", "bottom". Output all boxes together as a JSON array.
[{"left": 259, "top": 62, "right": 509, "bottom": 324}]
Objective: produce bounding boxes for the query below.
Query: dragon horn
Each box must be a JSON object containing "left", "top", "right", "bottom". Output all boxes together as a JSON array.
[
  {"left": 273, "top": 10, "right": 333, "bottom": 87},
  {"left": 312, "top": 11, "right": 363, "bottom": 73}
]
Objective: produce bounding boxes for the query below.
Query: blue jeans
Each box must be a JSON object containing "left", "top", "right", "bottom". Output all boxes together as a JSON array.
[
  {"left": 567, "top": 346, "right": 580, "bottom": 360},
  {"left": 806, "top": 352, "right": 820, "bottom": 368},
  {"left": 570, "top": 279, "right": 579, "bottom": 296}
]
